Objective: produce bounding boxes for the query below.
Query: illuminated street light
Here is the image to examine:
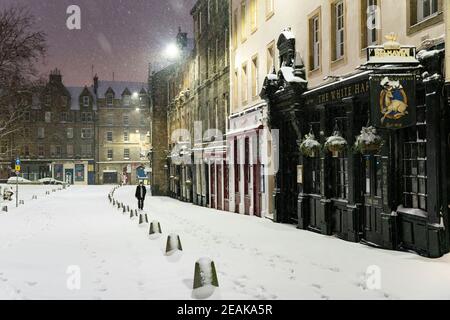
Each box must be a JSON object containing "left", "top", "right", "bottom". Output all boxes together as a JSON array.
[
  {"left": 165, "top": 43, "right": 180, "bottom": 60},
  {"left": 132, "top": 91, "right": 139, "bottom": 99}
]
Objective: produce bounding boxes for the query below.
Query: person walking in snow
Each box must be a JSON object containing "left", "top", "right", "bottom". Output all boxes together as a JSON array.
[{"left": 135, "top": 181, "right": 147, "bottom": 210}]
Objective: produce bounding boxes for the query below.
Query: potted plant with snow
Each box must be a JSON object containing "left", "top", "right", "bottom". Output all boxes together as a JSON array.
[
  {"left": 324, "top": 130, "right": 347, "bottom": 155},
  {"left": 300, "top": 132, "right": 321, "bottom": 158},
  {"left": 354, "top": 126, "right": 383, "bottom": 154}
]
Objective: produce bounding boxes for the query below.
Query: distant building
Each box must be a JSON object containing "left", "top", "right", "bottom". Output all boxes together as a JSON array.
[
  {"left": 0, "top": 69, "right": 96, "bottom": 185},
  {"left": 93, "top": 77, "right": 151, "bottom": 185}
]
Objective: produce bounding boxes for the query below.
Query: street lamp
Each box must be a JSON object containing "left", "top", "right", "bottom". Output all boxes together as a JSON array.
[{"left": 165, "top": 43, "right": 180, "bottom": 60}]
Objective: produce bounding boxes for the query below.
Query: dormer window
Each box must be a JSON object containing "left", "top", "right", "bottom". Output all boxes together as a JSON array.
[
  {"left": 106, "top": 94, "right": 114, "bottom": 107},
  {"left": 123, "top": 95, "right": 131, "bottom": 107},
  {"left": 83, "top": 96, "right": 90, "bottom": 107}
]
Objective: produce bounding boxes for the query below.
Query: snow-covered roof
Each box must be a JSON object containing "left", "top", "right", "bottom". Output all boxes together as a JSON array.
[
  {"left": 66, "top": 86, "right": 96, "bottom": 110},
  {"left": 280, "top": 67, "right": 307, "bottom": 84},
  {"left": 281, "top": 29, "right": 295, "bottom": 40},
  {"left": 96, "top": 81, "right": 148, "bottom": 99}
]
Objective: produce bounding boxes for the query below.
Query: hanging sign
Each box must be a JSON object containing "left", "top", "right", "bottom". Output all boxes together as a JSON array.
[{"left": 370, "top": 74, "right": 416, "bottom": 130}]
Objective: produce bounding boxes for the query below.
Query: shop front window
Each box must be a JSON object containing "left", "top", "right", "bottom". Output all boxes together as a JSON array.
[
  {"left": 402, "top": 124, "right": 427, "bottom": 211},
  {"left": 311, "top": 156, "right": 321, "bottom": 195},
  {"left": 333, "top": 152, "right": 348, "bottom": 199}
]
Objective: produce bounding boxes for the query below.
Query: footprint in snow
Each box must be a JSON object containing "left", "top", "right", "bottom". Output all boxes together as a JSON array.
[{"left": 25, "top": 281, "right": 38, "bottom": 287}]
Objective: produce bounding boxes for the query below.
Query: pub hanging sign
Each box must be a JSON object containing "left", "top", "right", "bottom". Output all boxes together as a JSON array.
[{"left": 370, "top": 74, "right": 416, "bottom": 130}]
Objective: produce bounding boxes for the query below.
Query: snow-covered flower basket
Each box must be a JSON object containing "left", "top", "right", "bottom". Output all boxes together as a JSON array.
[
  {"left": 325, "top": 131, "right": 347, "bottom": 154},
  {"left": 300, "top": 133, "right": 321, "bottom": 158},
  {"left": 174, "top": 176, "right": 180, "bottom": 181},
  {"left": 354, "top": 126, "right": 383, "bottom": 154},
  {"left": 185, "top": 180, "right": 192, "bottom": 186},
  {"left": 169, "top": 175, "right": 174, "bottom": 180}
]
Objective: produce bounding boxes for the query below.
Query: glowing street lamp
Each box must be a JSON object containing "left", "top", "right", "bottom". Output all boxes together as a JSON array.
[{"left": 165, "top": 43, "right": 180, "bottom": 60}]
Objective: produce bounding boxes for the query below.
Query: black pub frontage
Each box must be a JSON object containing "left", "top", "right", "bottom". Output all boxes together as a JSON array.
[{"left": 262, "top": 32, "right": 449, "bottom": 258}]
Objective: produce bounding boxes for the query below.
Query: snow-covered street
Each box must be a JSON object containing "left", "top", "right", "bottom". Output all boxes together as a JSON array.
[{"left": 1, "top": 185, "right": 450, "bottom": 300}]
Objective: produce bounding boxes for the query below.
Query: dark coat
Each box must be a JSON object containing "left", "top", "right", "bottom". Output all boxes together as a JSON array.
[{"left": 135, "top": 185, "right": 147, "bottom": 200}]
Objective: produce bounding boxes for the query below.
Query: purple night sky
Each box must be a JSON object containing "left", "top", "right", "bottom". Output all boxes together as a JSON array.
[{"left": 0, "top": 0, "right": 196, "bottom": 86}]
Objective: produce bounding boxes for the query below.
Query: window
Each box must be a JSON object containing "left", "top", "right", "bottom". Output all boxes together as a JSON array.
[
  {"left": 23, "top": 128, "right": 30, "bottom": 138},
  {"left": 83, "top": 96, "right": 90, "bottom": 107},
  {"left": 45, "top": 95, "right": 51, "bottom": 105},
  {"left": 332, "top": 151, "right": 349, "bottom": 199},
  {"left": 139, "top": 96, "right": 146, "bottom": 107},
  {"left": 233, "top": 69, "right": 239, "bottom": 107},
  {"left": 232, "top": 9, "right": 238, "bottom": 49},
  {"left": 106, "top": 131, "right": 113, "bottom": 142},
  {"left": 309, "top": 10, "right": 321, "bottom": 71},
  {"left": 250, "top": 0, "right": 258, "bottom": 33},
  {"left": 224, "top": 29, "right": 229, "bottom": 65},
  {"left": 417, "top": 0, "right": 439, "bottom": 22},
  {"left": 251, "top": 55, "right": 259, "bottom": 98},
  {"left": 23, "top": 111, "right": 31, "bottom": 122},
  {"left": 240, "top": 1, "right": 247, "bottom": 42},
  {"left": 124, "top": 148, "right": 130, "bottom": 160},
  {"left": 67, "top": 145, "right": 74, "bottom": 157},
  {"left": 107, "top": 114, "right": 113, "bottom": 126},
  {"left": 0, "top": 141, "right": 7, "bottom": 154},
  {"left": 198, "top": 11, "right": 202, "bottom": 34},
  {"left": 61, "top": 112, "right": 68, "bottom": 122},
  {"left": 106, "top": 94, "right": 114, "bottom": 107},
  {"left": 38, "top": 145, "right": 44, "bottom": 157},
  {"left": 123, "top": 114, "right": 130, "bottom": 126},
  {"left": 266, "top": 0, "right": 274, "bottom": 19},
  {"left": 23, "top": 145, "right": 30, "bottom": 157},
  {"left": 38, "top": 127, "right": 45, "bottom": 139},
  {"left": 81, "top": 128, "right": 92, "bottom": 139},
  {"left": 67, "top": 128, "right": 74, "bottom": 139},
  {"left": 267, "top": 41, "right": 276, "bottom": 74},
  {"left": 45, "top": 112, "right": 52, "bottom": 123},
  {"left": 81, "top": 112, "right": 92, "bottom": 122},
  {"left": 402, "top": 122, "right": 428, "bottom": 211},
  {"left": 123, "top": 95, "right": 131, "bottom": 107},
  {"left": 361, "top": 0, "right": 379, "bottom": 49},
  {"left": 81, "top": 144, "right": 92, "bottom": 156},
  {"left": 62, "top": 95, "right": 68, "bottom": 107},
  {"left": 124, "top": 131, "right": 129, "bottom": 142},
  {"left": 140, "top": 117, "right": 146, "bottom": 127},
  {"left": 332, "top": 0, "right": 345, "bottom": 61},
  {"left": 207, "top": 0, "right": 211, "bottom": 24},
  {"left": 241, "top": 63, "right": 248, "bottom": 104},
  {"left": 107, "top": 149, "right": 113, "bottom": 160}
]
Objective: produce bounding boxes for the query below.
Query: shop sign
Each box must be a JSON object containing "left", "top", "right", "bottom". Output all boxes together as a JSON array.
[
  {"left": 366, "top": 34, "right": 418, "bottom": 65},
  {"left": 370, "top": 74, "right": 416, "bottom": 130},
  {"left": 297, "top": 165, "right": 303, "bottom": 184}
]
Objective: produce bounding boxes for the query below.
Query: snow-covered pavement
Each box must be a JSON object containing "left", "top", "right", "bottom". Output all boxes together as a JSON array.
[{"left": 1, "top": 185, "right": 450, "bottom": 300}]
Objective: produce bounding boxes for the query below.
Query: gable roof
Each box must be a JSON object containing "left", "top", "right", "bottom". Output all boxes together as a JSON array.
[
  {"left": 66, "top": 86, "right": 96, "bottom": 110},
  {"left": 96, "top": 81, "right": 148, "bottom": 99}
]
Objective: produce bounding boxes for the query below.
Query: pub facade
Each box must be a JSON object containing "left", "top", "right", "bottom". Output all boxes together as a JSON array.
[{"left": 261, "top": 32, "right": 449, "bottom": 258}]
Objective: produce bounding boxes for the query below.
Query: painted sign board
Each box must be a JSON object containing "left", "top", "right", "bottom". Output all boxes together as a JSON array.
[{"left": 370, "top": 74, "right": 416, "bottom": 130}]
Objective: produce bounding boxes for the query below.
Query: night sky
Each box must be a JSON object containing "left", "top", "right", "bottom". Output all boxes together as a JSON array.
[{"left": 0, "top": 0, "right": 196, "bottom": 86}]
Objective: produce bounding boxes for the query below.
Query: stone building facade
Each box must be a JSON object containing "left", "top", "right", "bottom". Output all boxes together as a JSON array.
[
  {"left": 94, "top": 78, "right": 151, "bottom": 185},
  {"left": 0, "top": 69, "right": 96, "bottom": 185},
  {"left": 150, "top": 0, "right": 230, "bottom": 207}
]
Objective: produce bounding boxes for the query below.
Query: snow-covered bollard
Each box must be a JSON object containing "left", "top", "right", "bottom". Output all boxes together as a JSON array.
[
  {"left": 192, "top": 258, "right": 219, "bottom": 299},
  {"left": 32, "top": 195, "right": 37, "bottom": 200},
  {"left": 148, "top": 220, "right": 162, "bottom": 239},
  {"left": 165, "top": 234, "right": 182, "bottom": 255},
  {"left": 112, "top": 199, "right": 116, "bottom": 206},
  {"left": 1, "top": 206, "right": 7, "bottom": 213},
  {"left": 130, "top": 209, "right": 136, "bottom": 219},
  {"left": 19, "top": 200, "right": 24, "bottom": 205},
  {"left": 126, "top": 205, "right": 130, "bottom": 212},
  {"left": 138, "top": 213, "right": 149, "bottom": 227},
  {"left": 122, "top": 206, "right": 126, "bottom": 214}
]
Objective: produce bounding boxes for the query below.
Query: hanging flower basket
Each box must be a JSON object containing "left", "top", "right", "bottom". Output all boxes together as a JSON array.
[
  {"left": 300, "top": 133, "right": 321, "bottom": 158},
  {"left": 354, "top": 126, "right": 383, "bottom": 154},
  {"left": 169, "top": 175, "right": 174, "bottom": 180},
  {"left": 174, "top": 176, "right": 180, "bottom": 181},
  {"left": 185, "top": 180, "right": 193, "bottom": 188},
  {"left": 324, "top": 132, "right": 347, "bottom": 154}
]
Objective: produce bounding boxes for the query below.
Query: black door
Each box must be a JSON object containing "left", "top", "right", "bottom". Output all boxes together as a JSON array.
[
  {"left": 363, "top": 155, "right": 384, "bottom": 245},
  {"left": 103, "top": 172, "right": 118, "bottom": 184}
]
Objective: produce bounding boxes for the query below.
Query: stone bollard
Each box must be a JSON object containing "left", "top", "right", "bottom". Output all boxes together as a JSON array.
[
  {"left": 138, "top": 213, "right": 149, "bottom": 226},
  {"left": 192, "top": 258, "right": 219, "bottom": 299},
  {"left": 149, "top": 220, "right": 162, "bottom": 236},
  {"left": 165, "top": 234, "right": 182, "bottom": 255}
]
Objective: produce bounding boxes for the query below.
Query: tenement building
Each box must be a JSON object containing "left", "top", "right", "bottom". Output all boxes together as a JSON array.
[
  {"left": 94, "top": 77, "right": 151, "bottom": 185},
  {"left": 0, "top": 69, "right": 96, "bottom": 185},
  {"left": 151, "top": 0, "right": 230, "bottom": 208}
]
